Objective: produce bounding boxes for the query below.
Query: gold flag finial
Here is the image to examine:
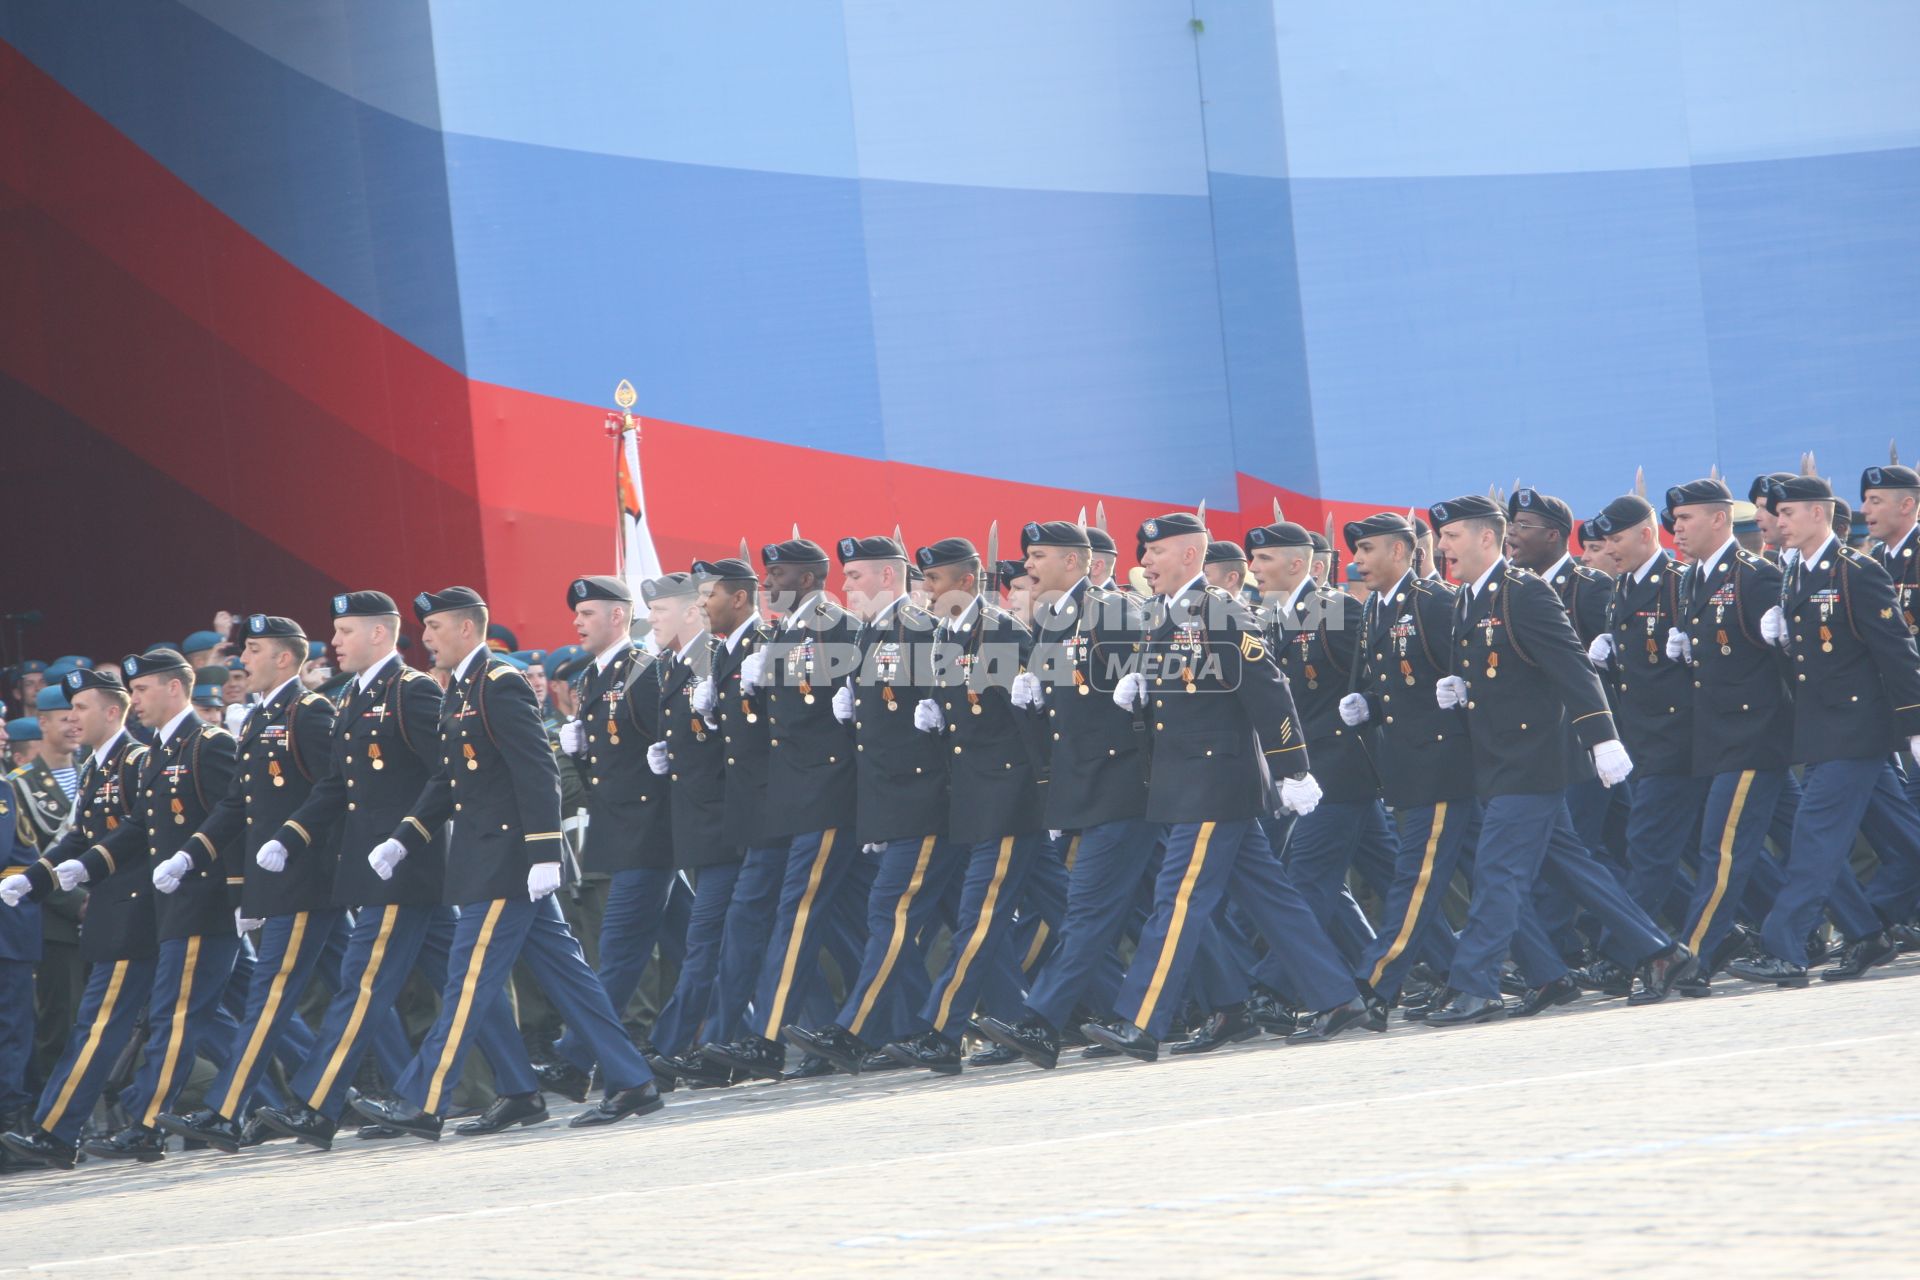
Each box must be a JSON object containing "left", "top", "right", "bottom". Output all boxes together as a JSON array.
[{"left": 613, "top": 378, "right": 637, "bottom": 410}]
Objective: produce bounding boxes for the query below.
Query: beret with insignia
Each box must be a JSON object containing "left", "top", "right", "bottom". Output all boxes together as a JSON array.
[
  {"left": 1589, "top": 495, "right": 1655, "bottom": 536},
  {"left": 914, "top": 538, "right": 978, "bottom": 570},
  {"left": 691, "top": 558, "right": 758, "bottom": 584},
  {"left": 640, "top": 572, "right": 698, "bottom": 604},
  {"left": 1019, "top": 520, "right": 1090, "bottom": 553},
  {"left": 19, "top": 660, "right": 45, "bottom": 675},
  {"left": 122, "top": 647, "right": 192, "bottom": 681},
  {"left": 56, "top": 655, "right": 93, "bottom": 670},
  {"left": 6, "top": 717, "right": 39, "bottom": 742},
  {"left": 1749, "top": 471, "right": 1795, "bottom": 505},
  {"left": 760, "top": 537, "right": 829, "bottom": 567},
  {"left": 192, "top": 685, "right": 224, "bottom": 708},
  {"left": 486, "top": 622, "right": 517, "bottom": 652},
  {"left": 1861, "top": 463, "right": 1920, "bottom": 498},
  {"left": 247, "top": 614, "right": 307, "bottom": 640},
  {"left": 64, "top": 666, "right": 124, "bottom": 695},
  {"left": 412, "top": 586, "right": 487, "bottom": 622},
  {"left": 837, "top": 535, "right": 905, "bottom": 564},
  {"left": 332, "top": 590, "right": 398, "bottom": 619},
  {"left": 1137, "top": 512, "right": 1206, "bottom": 545},
  {"left": 1341, "top": 512, "right": 1415, "bottom": 553},
  {"left": 1085, "top": 527, "right": 1117, "bottom": 557},
  {"left": 1761, "top": 474, "right": 1833, "bottom": 512},
  {"left": 1245, "top": 521, "right": 1313, "bottom": 553},
  {"left": 1507, "top": 488, "right": 1573, "bottom": 535},
  {"left": 1205, "top": 539, "right": 1246, "bottom": 565},
  {"left": 569, "top": 574, "right": 632, "bottom": 606},
  {"left": 994, "top": 559, "right": 1026, "bottom": 591},
  {"left": 1427, "top": 494, "right": 1502, "bottom": 529},
  {"left": 35, "top": 685, "right": 70, "bottom": 712}
]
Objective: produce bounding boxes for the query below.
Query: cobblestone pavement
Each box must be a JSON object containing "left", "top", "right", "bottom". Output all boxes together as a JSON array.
[{"left": 4, "top": 960, "right": 1918, "bottom": 1278}]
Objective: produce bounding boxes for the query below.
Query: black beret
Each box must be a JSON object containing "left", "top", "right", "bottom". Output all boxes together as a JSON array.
[
  {"left": 1342, "top": 512, "right": 1415, "bottom": 552},
  {"left": 1019, "top": 520, "right": 1090, "bottom": 553},
  {"left": 62, "top": 667, "right": 125, "bottom": 695},
  {"left": 413, "top": 586, "right": 487, "bottom": 621},
  {"left": 568, "top": 574, "right": 632, "bottom": 606},
  {"left": 1308, "top": 532, "right": 1330, "bottom": 553},
  {"left": 1085, "top": 527, "right": 1117, "bottom": 556},
  {"left": 836, "top": 535, "right": 905, "bottom": 564},
  {"left": 1665, "top": 478, "right": 1733, "bottom": 511},
  {"left": 1749, "top": 472, "right": 1795, "bottom": 505},
  {"left": 1589, "top": 495, "right": 1656, "bottom": 536},
  {"left": 640, "top": 572, "right": 698, "bottom": 603},
  {"left": 1762, "top": 474, "right": 1834, "bottom": 511},
  {"left": 761, "top": 537, "right": 829, "bottom": 567},
  {"left": 1508, "top": 488, "right": 1573, "bottom": 535},
  {"left": 994, "top": 560, "right": 1026, "bottom": 591},
  {"left": 1205, "top": 539, "right": 1246, "bottom": 565},
  {"left": 914, "top": 537, "right": 978, "bottom": 569},
  {"left": 1412, "top": 515, "right": 1432, "bottom": 537},
  {"left": 906, "top": 563, "right": 925, "bottom": 583},
  {"left": 1578, "top": 518, "right": 1607, "bottom": 544},
  {"left": 1137, "top": 512, "right": 1207, "bottom": 545},
  {"left": 1244, "top": 521, "right": 1312, "bottom": 552},
  {"left": 332, "top": 590, "right": 398, "bottom": 618},
  {"left": 1427, "top": 494, "right": 1502, "bottom": 529},
  {"left": 121, "top": 647, "right": 192, "bottom": 681},
  {"left": 1861, "top": 464, "right": 1920, "bottom": 497},
  {"left": 245, "top": 614, "right": 306, "bottom": 640},
  {"left": 690, "top": 558, "right": 758, "bottom": 584}
]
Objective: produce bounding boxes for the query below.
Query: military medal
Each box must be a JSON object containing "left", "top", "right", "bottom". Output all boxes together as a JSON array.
[
  {"left": 1304, "top": 662, "right": 1318, "bottom": 691},
  {"left": 1820, "top": 624, "right": 1833, "bottom": 653},
  {"left": 1485, "top": 651, "right": 1498, "bottom": 680},
  {"left": 106, "top": 814, "right": 119, "bottom": 831},
  {"left": 268, "top": 758, "right": 285, "bottom": 788},
  {"left": 606, "top": 716, "right": 620, "bottom": 745},
  {"left": 1074, "top": 668, "right": 1089, "bottom": 696},
  {"left": 1400, "top": 658, "right": 1415, "bottom": 686},
  {"left": 968, "top": 688, "right": 982, "bottom": 715},
  {"left": 171, "top": 796, "right": 185, "bottom": 825},
  {"left": 368, "top": 742, "right": 384, "bottom": 770},
  {"left": 883, "top": 685, "right": 897, "bottom": 709},
  {"left": 800, "top": 676, "right": 815, "bottom": 704},
  {"left": 743, "top": 697, "right": 758, "bottom": 724},
  {"left": 462, "top": 742, "right": 478, "bottom": 771}
]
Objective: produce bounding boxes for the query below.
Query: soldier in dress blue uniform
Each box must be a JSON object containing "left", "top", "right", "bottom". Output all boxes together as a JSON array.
[
  {"left": 1086, "top": 526, "right": 1125, "bottom": 594},
  {"left": 539, "top": 574, "right": 682, "bottom": 1100},
  {"left": 0, "top": 759, "right": 41, "bottom": 1157},
  {"left": 781, "top": 535, "right": 960, "bottom": 1074},
  {"left": 251, "top": 591, "right": 538, "bottom": 1150},
  {"left": 1726, "top": 476, "right": 1920, "bottom": 986},
  {"left": 1083, "top": 513, "right": 1371, "bottom": 1061},
  {"left": 1337, "top": 513, "right": 1483, "bottom": 1012},
  {"left": 879, "top": 538, "right": 1054, "bottom": 1073},
  {"left": 0, "top": 669, "right": 153, "bottom": 1169},
  {"left": 978, "top": 520, "right": 1154, "bottom": 1069},
  {"left": 1585, "top": 497, "right": 1712, "bottom": 937},
  {"left": 351, "top": 588, "right": 663, "bottom": 1138},
  {"left": 1861, "top": 463, "right": 1920, "bottom": 819},
  {"left": 79, "top": 648, "right": 243, "bottom": 1162},
  {"left": 1420, "top": 497, "right": 1693, "bottom": 1026},
  {"left": 152, "top": 615, "right": 347, "bottom": 1151},
  {"left": 1203, "top": 539, "right": 1262, "bottom": 608}
]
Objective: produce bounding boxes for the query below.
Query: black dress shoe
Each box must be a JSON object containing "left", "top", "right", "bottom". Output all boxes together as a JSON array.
[
  {"left": 83, "top": 1123, "right": 167, "bottom": 1163},
  {"left": 966, "top": 1042, "right": 1020, "bottom": 1068},
  {"left": 639, "top": 1055, "right": 681, "bottom": 1093},
  {"left": 454, "top": 1092, "right": 548, "bottom": 1136},
  {"left": 1, "top": 1128, "right": 78, "bottom": 1170},
  {"left": 356, "top": 1124, "right": 403, "bottom": 1141},
  {"left": 1821, "top": 931, "right": 1898, "bottom": 982},
  {"left": 534, "top": 1059, "right": 592, "bottom": 1104},
  {"left": 699, "top": 1035, "right": 786, "bottom": 1082},
  {"left": 1170, "top": 1005, "right": 1261, "bottom": 1056},
  {"left": 659, "top": 1052, "right": 734, "bottom": 1088},
  {"left": 155, "top": 1108, "right": 244, "bottom": 1155},
  {"left": 1287, "top": 997, "right": 1381, "bottom": 1044},
  {"left": 1629, "top": 942, "right": 1699, "bottom": 1005},
  {"left": 780, "top": 1054, "right": 835, "bottom": 1081},
  {"left": 1401, "top": 986, "right": 1457, "bottom": 1023},
  {"left": 1245, "top": 988, "right": 1297, "bottom": 1035},
  {"left": 1672, "top": 972, "right": 1712, "bottom": 998},
  {"left": 974, "top": 1015, "right": 1060, "bottom": 1070},
  {"left": 568, "top": 1081, "right": 664, "bottom": 1128},
  {"left": 1889, "top": 921, "right": 1920, "bottom": 953},
  {"left": 782, "top": 1023, "right": 870, "bottom": 1076},
  {"left": 1725, "top": 954, "right": 1810, "bottom": 987},
  {"left": 1078, "top": 1042, "right": 1119, "bottom": 1059},
  {"left": 1079, "top": 1019, "right": 1158, "bottom": 1062},
  {"left": 1510, "top": 975, "right": 1581, "bottom": 1018},
  {"left": 1426, "top": 993, "right": 1507, "bottom": 1027},
  {"left": 347, "top": 1094, "right": 443, "bottom": 1142},
  {"left": 254, "top": 1106, "right": 337, "bottom": 1152},
  {"left": 881, "top": 1029, "right": 963, "bottom": 1075},
  {"left": 860, "top": 1050, "right": 911, "bottom": 1072},
  {"left": 1571, "top": 958, "right": 1632, "bottom": 997}
]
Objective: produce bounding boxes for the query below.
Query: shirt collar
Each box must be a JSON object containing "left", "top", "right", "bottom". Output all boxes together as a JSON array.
[
  {"left": 783, "top": 591, "right": 823, "bottom": 630},
  {"left": 948, "top": 597, "right": 982, "bottom": 633},
  {"left": 157, "top": 704, "right": 197, "bottom": 748},
  {"left": 1543, "top": 552, "right": 1575, "bottom": 583},
  {"left": 1164, "top": 572, "right": 1206, "bottom": 602},
  {"left": 725, "top": 611, "right": 762, "bottom": 652},
  {"left": 1379, "top": 570, "right": 1416, "bottom": 608},
  {"left": 262, "top": 674, "right": 304, "bottom": 709},
  {"left": 674, "top": 632, "right": 708, "bottom": 662},
  {"left": 869, "top": 594, "right": 905, "bottom": 627},
  {"left": 1051, "top": 577, "right": 1089, "bottom": 616},
  {"left": 1471, "top": 558, "right": 1503, "bottom": 599},
  {"left": 1886, "top": 523, "right": 1919, "bottom": 557},
  {"left": 1695, "top": 537, "right": 1737, "bottom": 581},
  {"left": 453, "top": 643, "right": 490, "bottom": 682},
  {"left": 1632, "top": 548, "right": 1664, "bottom": 583},
  {"left": 594, "top": 640, "right": 627, "bottom": 673},
  {"left": 1803, "top": 534, "right": 1839, "bottom": 568},
  {"left": 1283, "top": 576, "right": 1314, "bottom": 613},
  {"left": 90, "top": 729, "right": 127, "bottom": 771},
  {"left": 356, "top": 650, "right": 399, "bottom": 691}
]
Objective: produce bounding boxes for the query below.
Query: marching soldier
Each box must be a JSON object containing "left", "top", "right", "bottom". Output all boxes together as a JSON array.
[
  {"left": 154, "top": 615, "right": 346, "bottom": 1152},
  {"left": 350, "top": 588, "right": 662, "bottom": 1138},
  {"left": 11, "top": 686, "right": 84, "bottom": 1076},
  {"left": 1861, "top": 461, "right": 1920, "bottom": 818},
  {"left": 1420, "top": 497, "right": 1692, "bottom": 1026},
  {"left": 1088, "top": 513, "right": 1370, "bottom": 1061},
  {"left": 1203, "top": 540, "right": 1261, "bottom": 607},
  {"left": 0, "top": 669, "right": 152, "bottom": 1169},
  {"left": 254, "top": 591, "right": 536, "bottom": 1150},
  {"left": 0, "top": 750, "right": 39, "bottom": 1159}
]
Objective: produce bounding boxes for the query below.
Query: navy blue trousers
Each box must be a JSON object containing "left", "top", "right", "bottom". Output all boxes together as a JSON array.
[
  {"left": 916, "top": 834, "right": 1044, "bottom": 1037},
  {"left": 1621, "top": 773, "right": 1711, "bottom": 920},
  {"left": 32, "top": 957, "right": 156, "bottom": 1143},
  {"left": 1680, "top": 768, "right": 1788, "bottom": 971},
  {"left": 648, "top": 860, "right": 743, "bottom": 1056},
  {"left": 833, "top": 837, "right": 965, "bottom": 1043},
  {"left": 555, "top": 865, "right": 675, "bottom": 1071},
  {"left": 1280, "top": 799, "right": 1394, "bottom": 968},
  {"left": 200, "top": 907, "right": 348, "bottom": 1120},
  {"left": 1357, "top": 798, "right": 1477, "bottom": 1001},
  {"left": 1025, "top": 820, "right": 1156, "bottom": 1030},
  {"left": 126, "top": 933, "right": 243, "bottom": 1128},
  {"left": 1764, "top": 757, "right": 1909, "bottom": 964}
]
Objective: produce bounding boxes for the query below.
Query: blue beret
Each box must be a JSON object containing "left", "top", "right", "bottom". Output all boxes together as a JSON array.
[
  {"left": 181, "top": 630, "right": 225, "bottom": 654},
  {"left": 43, "top": 659, "right": 78, "bottom": 682},
  {"left": 192, "top": 686, "right": 224, "bottom": 708},
  {"left": 6, "top": 717, "right": 40, "bottom": 742},
  {"left": 19, "top": 660, "right": 46, "bottom": 674},
  {"left": 35, "top": 686, "right": 70, "bottom": 712}
]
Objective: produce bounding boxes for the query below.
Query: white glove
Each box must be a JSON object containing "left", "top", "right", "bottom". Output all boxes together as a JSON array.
[
  {"left": 1666, "top": 627, "right": 1693, "bottom": 664},
  {"left": 1909, "top": 736, "right": 1920, "bottom": 768},
  {"left": 913, "top": 698, "right": 945, "bottom": 734},
  {"left": 0, "top": 874, "right": 29, "bottom": 907},
  {"left": 559, "top": 720, "right": 585, "bottom": 754},
  {"left": 739, "top": 650, "right": 770, "bottom": 692},
  {"left": 1586, "top": 633, "right": 1614, "bottom": 667},
  {"left": 647, "top": 741, "right": 670, "bottom": 775},
  {"left": 368, "top": 838, "right": 407, "bottom": 881},
  {"left": 255, "top": 839, "right": 288, "bottom": 873},
  {"left": 527, "top": 861, "right": 562, "bottom": 901},
  {"left": 54, "top": 860, "right": 90, "bottom": 892},
  {"left": 1435, "top": 675, "right": 1469, "bottom": 709},
  {"left": 1760, "top": 605, "right": 1788, "bottom": 648},
  {"left": 1338, "top": 692, "right": 1370, "bottom": 726},
  {"left": 1280, "top": 774, "right": 1323, "bottom": 816},
  {"left": 1592, "top": 739, "right": 1634, "bottom": 788},
  {"left": 235, "top": 909, "right": 263, "bottom": 934},
  {"left": 691, "top": 677, "right": 716, "bottom": 718},
  {"left": 1048, "top": 829, "right": 1063, "bottom": 842},
  {"left": 861, "top": 842, "right": 884, "bottom": 854},
  {"left": 832, "top": 684, "right": 855, "bottom": 724},
  {"left": 152, "top": 851, "right": 194, "bottom": 895},
  {"left": 1010, "top": 671, "right": 1044, "bottom": 709},
  {"left": 1112, "top": 670, "right": 1146, "bottom": 711}
]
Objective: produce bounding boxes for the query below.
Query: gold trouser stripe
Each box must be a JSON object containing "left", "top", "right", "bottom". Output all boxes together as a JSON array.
[
  {"left": 848, "top": 835, "right": 936, "bottom": 1037},
  {"left": 761, "top": 829, "right": 837, "bottom": 1038},
  {"left": 1134, "top": 822, "right": 1215, "bottom": 1030},
  {"left": 142, "top": 937, "right": 202, "bottom": 1126},
  {"left": 426, "top": 900, "right": 506, "bottom": 1114},
  {"left": 1063, "top": 833, "right": 1082, "bottom": 874},
  {"left": 41, "top": 961, "right": 129, "bottom": 1132},
  {"left": 309, "top": 905, "right": 399, "bottom": 1108},
  {"left": 218, "top": 912, "right": 310, "bottom": 1118},
  {"left": 1370, "top": 802, "right": 1449, "bottom": 989},
  {"left": 1688, "top": 771, "right": 1755, "bottom": 958},
  {"left": 935, "top": 836, "right": 1018, "bottom": 1029},
  {"left": 1021, "top": 922, "right": 1050, "bottom": 973}
]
